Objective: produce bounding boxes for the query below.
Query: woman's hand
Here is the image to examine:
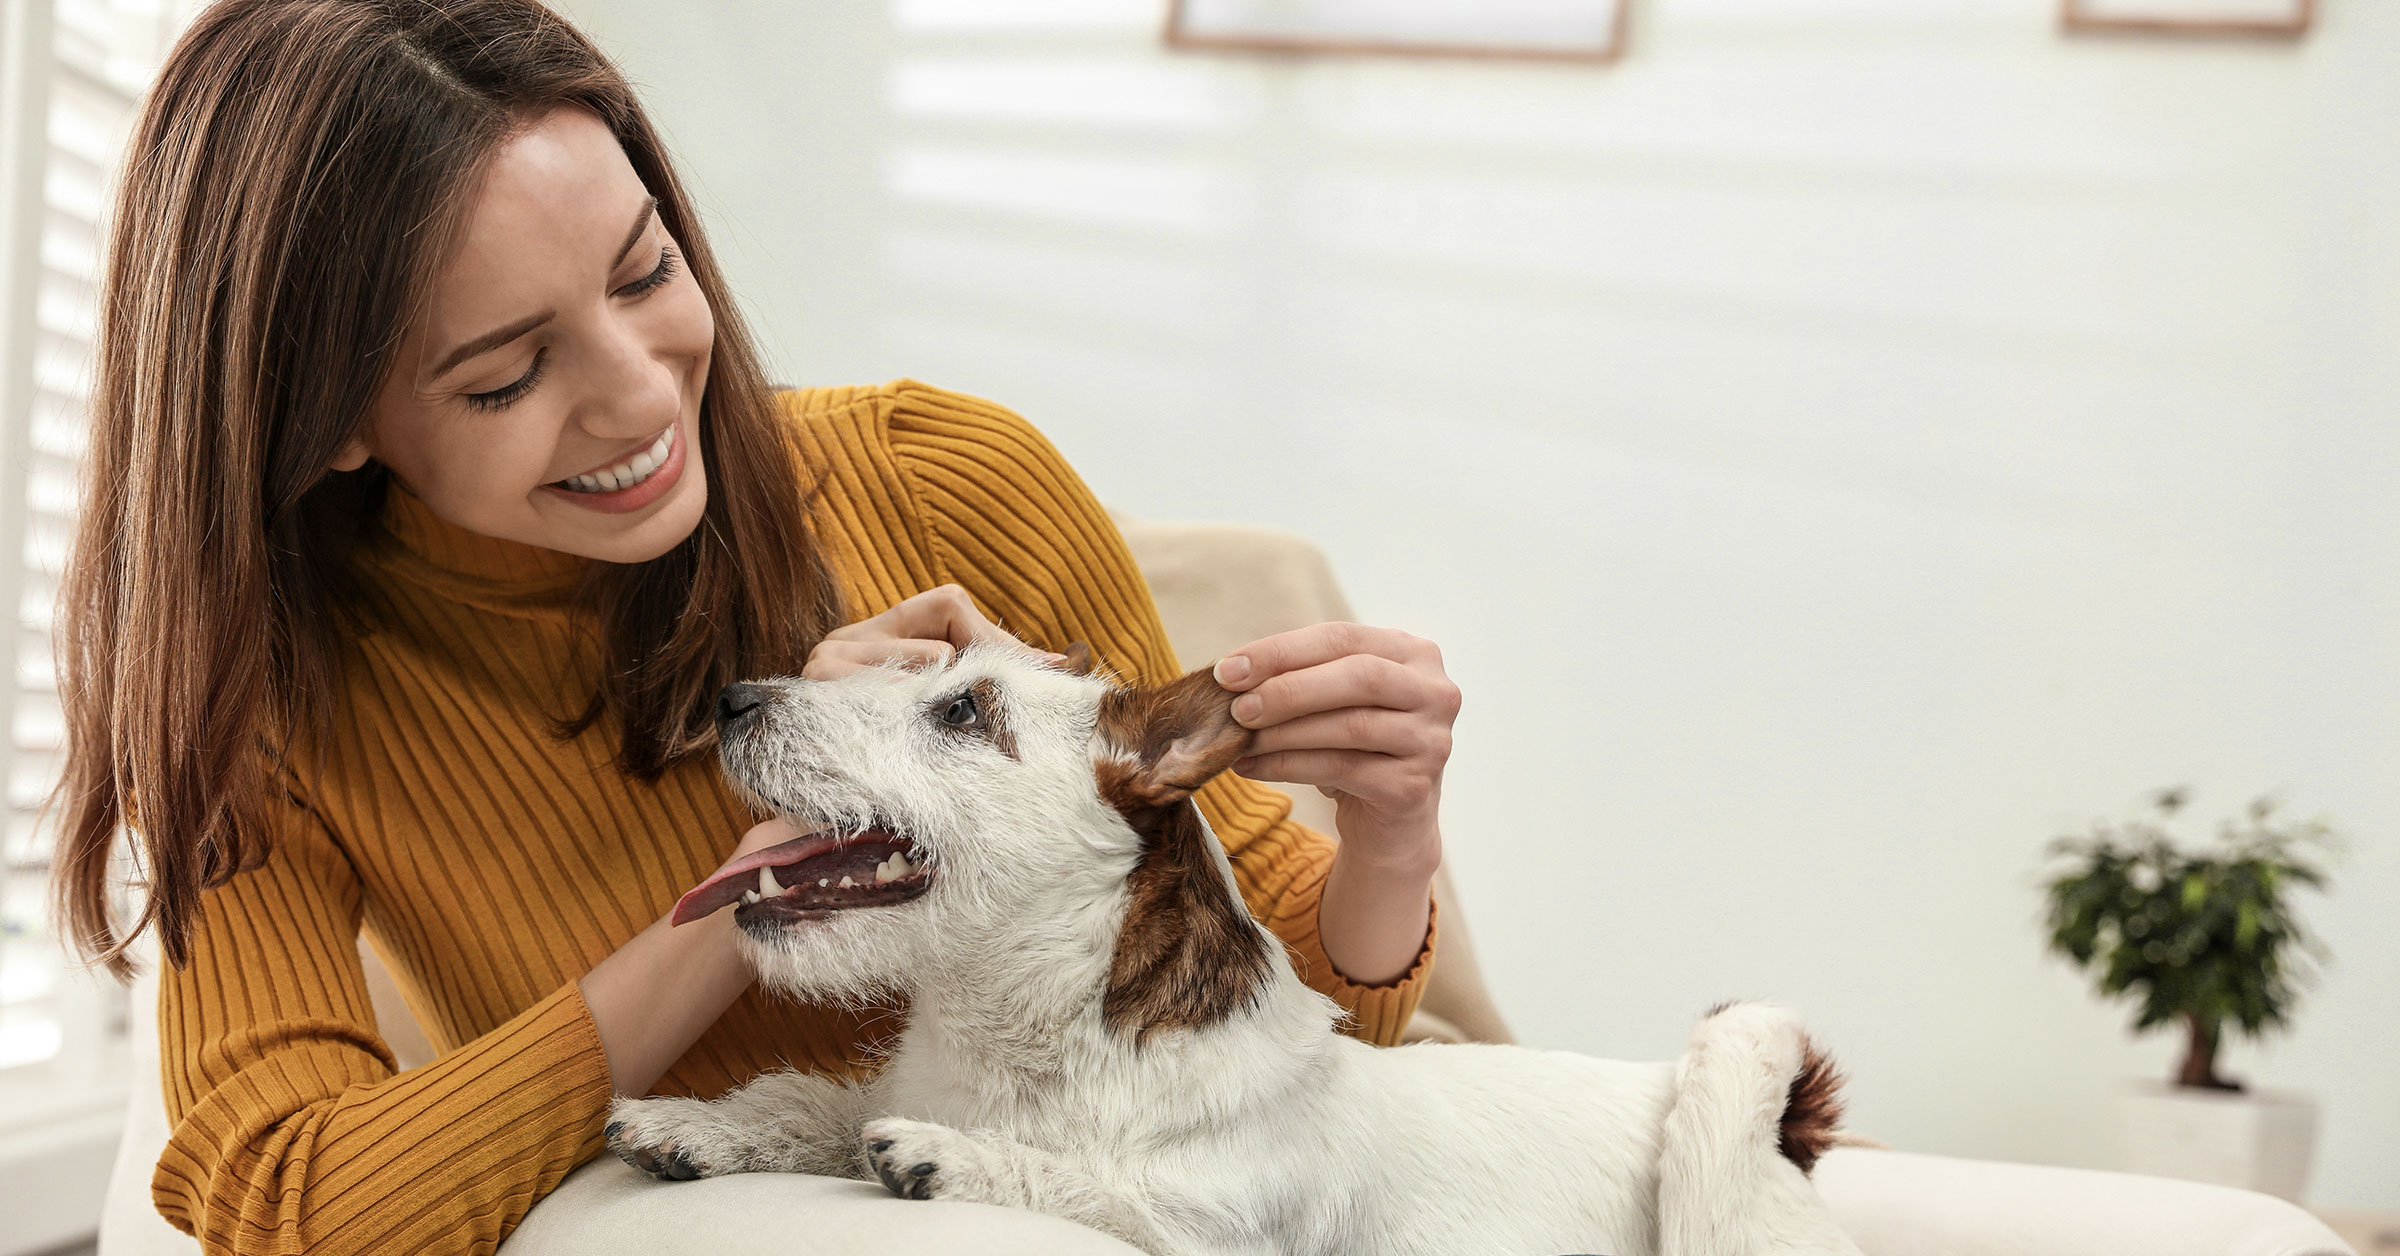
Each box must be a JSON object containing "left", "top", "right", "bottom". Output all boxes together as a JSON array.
[
  {"left": 1213, "top": 623, "right": 1458, "bottom": 985},
  {"left": 803, "top": 584, "right": 1050, "bottom": 680},
  {"left": 1216, "top": 622, "right": 1458, "bottom": 872}
]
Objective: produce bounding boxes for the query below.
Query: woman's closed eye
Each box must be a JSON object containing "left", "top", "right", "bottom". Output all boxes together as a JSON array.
[
  {"left": 461, "top": 243, "right": 684, "bottom": 413},
  {"left": 618, "top": 243, "right": 681, "bottom": 298}
]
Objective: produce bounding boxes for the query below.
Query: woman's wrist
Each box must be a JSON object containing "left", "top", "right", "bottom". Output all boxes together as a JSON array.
[
  {"left": 578, "top": 906, "right": 755, "bottom": 1097},
  {"left": 1315, "top": 822, "right": 1440, "bottom": 988}
]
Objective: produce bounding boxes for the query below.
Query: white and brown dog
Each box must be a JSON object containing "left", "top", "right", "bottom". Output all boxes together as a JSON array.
[{"left": 606, "top": 643, "right": 1865, "bottom": 1256}]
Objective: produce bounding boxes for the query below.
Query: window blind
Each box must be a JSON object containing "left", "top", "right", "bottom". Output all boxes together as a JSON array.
[{"left": 0, "top": 0, "right": 193, "bottom": 1078}]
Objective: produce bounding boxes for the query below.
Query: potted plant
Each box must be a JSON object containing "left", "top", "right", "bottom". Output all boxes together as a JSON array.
[{"left": 2040, "top": 788, "right": 2337, "bottom": 1201}]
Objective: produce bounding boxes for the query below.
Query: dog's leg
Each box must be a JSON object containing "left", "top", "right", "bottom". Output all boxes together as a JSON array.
[
  {"left": 606, "top": 1069, "right": 868, "bottom": 1180},
  {"left": 860, "top": 1117, "right": 1194, "bottom": 1256}
]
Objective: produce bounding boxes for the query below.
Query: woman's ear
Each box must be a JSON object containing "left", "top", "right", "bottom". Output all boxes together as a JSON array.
[{"left": 328, "top": 438, "right": 371, "bottom": 473}]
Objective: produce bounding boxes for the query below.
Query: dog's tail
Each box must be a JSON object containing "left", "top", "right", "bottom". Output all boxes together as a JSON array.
[
  {"left": 1653, "top": 1001, "right": 1864, "bottom": 1256},
  {"left": 1778, "top": 1029, "right": 1846, "bottom": 1173}
]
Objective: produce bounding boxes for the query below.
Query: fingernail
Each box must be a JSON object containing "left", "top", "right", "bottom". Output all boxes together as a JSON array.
[
  {"left": 1232, "top": 757, "right": 1257, "bottom": 775},
  {"left": 1232, "top": 693, "right": 1263, "bottom": 724},
  {"left": 1215, "top": 655, "right": 1252, "bottom": 685}
]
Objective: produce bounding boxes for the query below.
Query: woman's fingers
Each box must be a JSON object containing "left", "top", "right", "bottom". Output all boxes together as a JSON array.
[
  {"left": 1215, "top": 622, "right": 1439, "bottom": 690},
  {"left": 1240, "top": 706, "right": 1451, "bottom": 761},
  {"left": 807, "top": 584, "right": 1057, "bottom": 681},
  {"left": 1232, "top": 748, "right": 1441, "bottom": 817},
  {"left": 822, "top": 584, "right": 1012, "bottom": 651},
  {"left": 801, "top": 637, "right": 955, "bottom": 681},
  {"left": 1226, "top": 652, "right": 1459, "bottom": 730}
]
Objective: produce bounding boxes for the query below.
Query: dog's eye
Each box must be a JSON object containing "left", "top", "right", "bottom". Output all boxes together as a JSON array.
[{"left": 938, "top": 693, "right": 980, "bottom": 729}]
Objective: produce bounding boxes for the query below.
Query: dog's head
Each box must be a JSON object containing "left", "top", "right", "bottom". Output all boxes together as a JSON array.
[{"left": 684, "top": 640, "right": 1275, "bottom": 1034}]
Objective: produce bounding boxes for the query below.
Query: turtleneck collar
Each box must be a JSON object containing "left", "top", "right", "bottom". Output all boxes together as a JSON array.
[{"left": 374, "top": 481, "right": 593, "bottom": 591}]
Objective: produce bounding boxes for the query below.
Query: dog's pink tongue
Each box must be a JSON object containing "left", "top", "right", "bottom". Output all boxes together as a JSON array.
[{"left": 672, "top": 826, "right": 833, "bottom": 927}]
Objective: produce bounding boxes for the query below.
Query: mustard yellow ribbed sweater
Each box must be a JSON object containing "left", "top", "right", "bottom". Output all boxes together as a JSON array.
[{"left": 150, "top": 381, "right": 1435, "bottom": 1255}]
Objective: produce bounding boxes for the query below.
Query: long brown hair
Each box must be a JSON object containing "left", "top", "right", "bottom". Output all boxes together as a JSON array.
[{"left": 49, "top": 0, "right": 844, "bottom": 978}]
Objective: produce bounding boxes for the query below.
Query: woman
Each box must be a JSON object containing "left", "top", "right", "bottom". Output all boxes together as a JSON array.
[{"left": 50, "top": 2, "right": 1457, "bottom": 1253}]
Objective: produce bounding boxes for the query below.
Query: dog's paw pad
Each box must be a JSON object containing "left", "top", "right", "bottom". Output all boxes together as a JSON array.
[
  {"left": 860, "top": 1118, "right": 991, "bottom": 1203},
  {"left": 606, "top": 1099, "right": 720, "bottom": 1182}
]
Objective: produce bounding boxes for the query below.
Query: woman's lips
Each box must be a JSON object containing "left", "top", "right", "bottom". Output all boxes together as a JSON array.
[{"left": 541, "top": 417, "right": 686, "bottom": 515}]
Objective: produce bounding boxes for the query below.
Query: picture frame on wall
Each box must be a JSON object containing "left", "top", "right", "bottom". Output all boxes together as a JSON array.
[
  {"left": 1166, "top": 0, "right": 1633, "bottom": 64},
  {"left": 2061, "top": 0, "right": 2312, "bottom": 37}
]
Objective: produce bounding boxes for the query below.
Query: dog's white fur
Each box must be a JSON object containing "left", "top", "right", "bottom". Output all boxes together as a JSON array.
[{"left": 607, "top": 644, "right": 1864, "bottom": 1256}]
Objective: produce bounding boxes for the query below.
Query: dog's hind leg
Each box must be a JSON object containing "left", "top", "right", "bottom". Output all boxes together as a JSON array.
[
  {"left": 1655, "top": 1003, "right": 1865, "bottom": 1256},
  {"left": 607, "top": 1069, "right": 869, "bottom": 1180},
  {"left": 860, "top": 1117, "right": 1197, "bottom": 1256}
]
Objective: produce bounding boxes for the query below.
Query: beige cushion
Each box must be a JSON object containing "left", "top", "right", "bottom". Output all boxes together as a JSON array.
[{"left": 1814, "top": 1147, "right": 2357, "bottom": 1256}]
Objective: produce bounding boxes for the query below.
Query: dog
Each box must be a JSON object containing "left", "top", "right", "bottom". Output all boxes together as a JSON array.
[{"left": 605, "top": 642, "right": 1866, "bottom": 1256}]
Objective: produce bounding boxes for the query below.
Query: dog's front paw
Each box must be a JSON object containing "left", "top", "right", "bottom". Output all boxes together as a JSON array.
[
  {"left": 860, "top": 1118, "right": 1003, "bottom": 1203},
  {"left": 607, "top": 1096, "right": 729, "bottom": 1182}
]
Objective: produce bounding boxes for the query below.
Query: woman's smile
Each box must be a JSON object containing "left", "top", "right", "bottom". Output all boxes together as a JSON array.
[{"left": 541, "top": 414, "right": 689, "bottom": 514}]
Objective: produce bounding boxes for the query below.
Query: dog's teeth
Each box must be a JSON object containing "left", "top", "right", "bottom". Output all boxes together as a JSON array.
[
  {"left": 839, "top": 875, "right": 856, "bottom": 888},
  {"left": 743, "top": 889, "right": 761, "bottom": 905},
  {"left": 874, "top": 852, "right": 904, "bottom": 884},
  {"left": 819, "top": 878, "right": 830, "bottom": 888},
  {"left": 759, "top": 865, "right": 784, "bottom": 897}
]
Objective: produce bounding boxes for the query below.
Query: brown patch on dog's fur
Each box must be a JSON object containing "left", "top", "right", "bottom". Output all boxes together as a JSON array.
[
  {"left": 1102, "top": 797, "right": 1276, "bottom": 1041},
  {"left": 1092, "top": 666, "right": 1274, "bottom": 1041},
  {"left": 1778, "top": 1037, "right": 1846, "bottom": 1175},
  {"left": 1059, "top": 641, "right": 1096, "bottom": 676}
]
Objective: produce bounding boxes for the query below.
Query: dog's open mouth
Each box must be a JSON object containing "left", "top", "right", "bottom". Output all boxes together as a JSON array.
[{"left": 670, "top": 823, "right": 932, "bottom": 927}]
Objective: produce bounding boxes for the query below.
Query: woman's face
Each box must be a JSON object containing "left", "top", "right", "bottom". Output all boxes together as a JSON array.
[{"left": 335, "top": 105, "right": 713, "bottom": 563}]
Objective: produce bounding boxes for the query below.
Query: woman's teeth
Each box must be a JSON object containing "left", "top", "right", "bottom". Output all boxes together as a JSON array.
[{"left": 557, "top": 426, "right": 674, "bottom": 493}]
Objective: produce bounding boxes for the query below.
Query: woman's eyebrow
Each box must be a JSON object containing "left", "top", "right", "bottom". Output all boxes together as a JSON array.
[
  {"left": 612, "top": 195, "right": 660, "bottom": 268},
  {"left": 426, "top": 195, "right": 661, "bottom": 383}
]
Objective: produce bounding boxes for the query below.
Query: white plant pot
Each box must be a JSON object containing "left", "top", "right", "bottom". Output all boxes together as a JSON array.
[{"left": 2117, "top": 1080, "right": 2317, "bottom": 1202}]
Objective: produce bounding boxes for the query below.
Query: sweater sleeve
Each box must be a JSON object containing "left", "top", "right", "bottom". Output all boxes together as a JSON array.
[
  {"left": 877, "top": 380, "right": 1436, "bottom": 1046},
  {"left": 150, "top": 751, "right": 615, "bottom": 1255}
]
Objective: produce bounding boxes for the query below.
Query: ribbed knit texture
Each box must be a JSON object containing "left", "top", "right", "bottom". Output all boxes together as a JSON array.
[{"left": 151, "top": 380, "right": 1435, "bottom": 1255}]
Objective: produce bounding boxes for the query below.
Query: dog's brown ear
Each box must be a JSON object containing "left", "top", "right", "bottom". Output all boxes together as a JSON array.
[
  {"left": 1095, "top": 665, "right": 1251, "bottom": 809},
  {"left": 1058, "top": 641, "right": 1096, "bottom": 676}
]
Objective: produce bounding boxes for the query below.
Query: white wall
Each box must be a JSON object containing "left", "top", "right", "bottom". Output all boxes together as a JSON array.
[{"left": 556, "top": 0, "right": 2399, "bottom": 1206}]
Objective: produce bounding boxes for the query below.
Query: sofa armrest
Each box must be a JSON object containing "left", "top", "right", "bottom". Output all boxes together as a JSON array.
[{"left": 1814, "top": 1146, "right": 2357, "bottom": 1256}]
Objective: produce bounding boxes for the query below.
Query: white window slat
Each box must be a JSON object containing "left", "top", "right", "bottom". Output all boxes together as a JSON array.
[
  {"left": 18, "top": 580, "right": 58, "bottom": 635},
  {"left": 29, "top": 385, "right": 85, "bottom": 458},
  {"left": 12, "top": 689, "right": 63, "bottom": 754},
  {"left": 29, "top": 470, "right": 79, "bottom": 525}
]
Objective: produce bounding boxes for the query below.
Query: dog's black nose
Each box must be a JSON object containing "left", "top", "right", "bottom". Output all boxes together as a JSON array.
[{"left": 717, "top": 682, "right": 769, "bottom": 729}]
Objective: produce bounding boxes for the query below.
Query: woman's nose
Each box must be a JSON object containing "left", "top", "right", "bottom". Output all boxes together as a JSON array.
[{"left": 575, "top": 317, "right": 687, "bottom": 438}]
